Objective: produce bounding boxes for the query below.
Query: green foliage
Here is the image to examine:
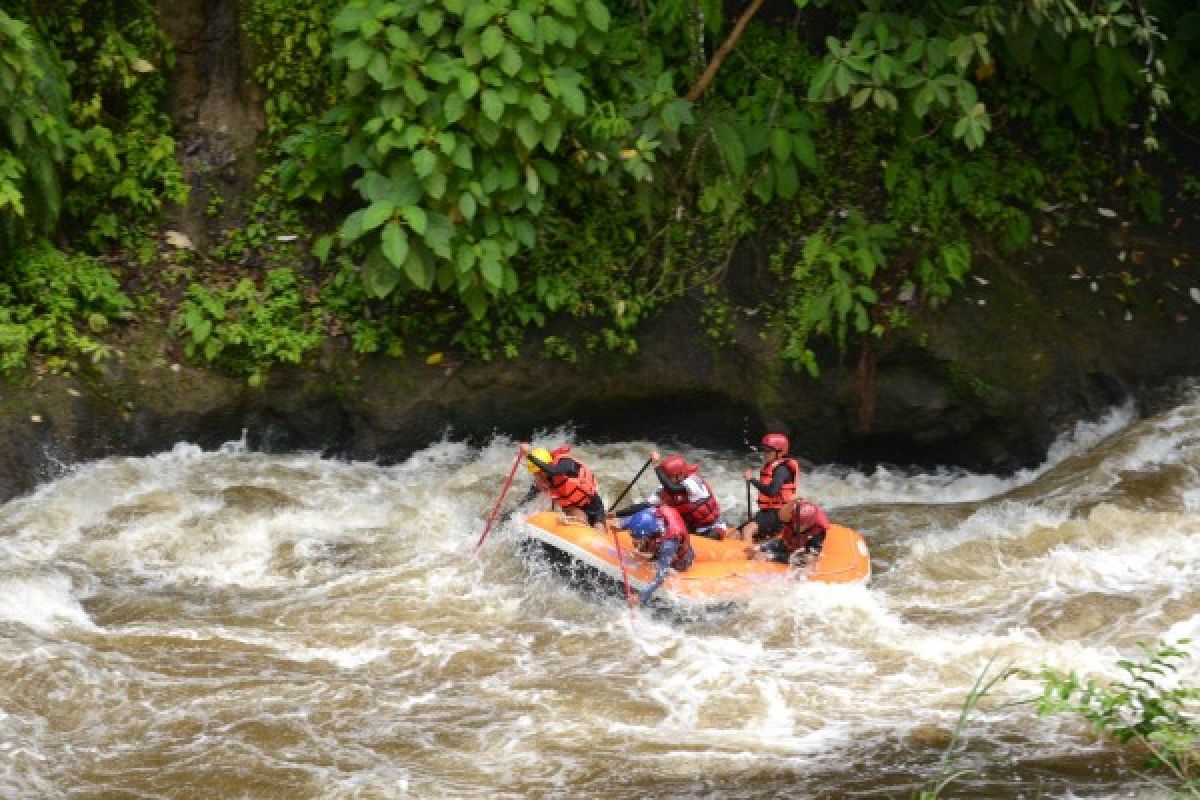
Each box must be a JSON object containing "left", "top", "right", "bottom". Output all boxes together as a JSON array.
[
  {"left": 244, "top": 0, "right": 342, "bottom": 151},
  {"left": 0, "top": 10, "right": 70, "bottom": 250},
  {"left": 813, "top": 1, "right": 1169, "bottom": 150},
  {"left": 1032, "top": 640, "right": 1199, "bottom": 790},
  {"left": 775, "top": 212, "right": 893, "bottom": 377},
  {"left": 0, "top": 242, "right": 131, "bottom": 371},
  {"left": 171, "top": 269, "right": 322, "bottom": 386},
  {"left": 1159, "top": 5, "right": 1200, "bottom": 124},
  {"left": 915, "top": 658, "right": 1018, "bottom": 800},
  {"left": 281, "top": 0, "right": 616, "bottom": 319},
  {"left": 34, "top": 0, "right": 187, "bottom": 252}
]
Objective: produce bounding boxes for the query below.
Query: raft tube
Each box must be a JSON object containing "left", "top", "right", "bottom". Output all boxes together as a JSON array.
[{"left": 521, "top": 511, "right": 870, "bottom": 607}]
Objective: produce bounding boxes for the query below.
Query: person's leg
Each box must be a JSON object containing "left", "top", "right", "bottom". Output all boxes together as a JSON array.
[
  {"left": 582, "top": 495, "right": 607, "bottom": 531},
  {"left": 734, "top": 520, "right": 760, "bottom": 541},
  {"left": 752, "top": 509, "right": 783, "bottom": 541}
]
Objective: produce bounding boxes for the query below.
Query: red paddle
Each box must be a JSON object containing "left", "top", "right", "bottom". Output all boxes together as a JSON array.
[{"left": 474, "top": 449, "right": 524, "bottom": 552}]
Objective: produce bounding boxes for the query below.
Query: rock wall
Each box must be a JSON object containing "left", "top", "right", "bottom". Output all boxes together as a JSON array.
[{"left": 2, "top": 218, "right": 1197, "bottom": 502}]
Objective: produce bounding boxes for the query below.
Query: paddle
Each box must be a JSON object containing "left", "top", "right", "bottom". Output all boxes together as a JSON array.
[
  {"left": 474, "top": 449, "right": 524, "bottom": 552},
  {"left": 609, "top": 518, "right": 637, "bottom": 616},
  {"left": 608, "top": 457, "right": 652, "bottom": 616},
  {"left": 610, "top": 457, "right": 653, "bottom": 510}
]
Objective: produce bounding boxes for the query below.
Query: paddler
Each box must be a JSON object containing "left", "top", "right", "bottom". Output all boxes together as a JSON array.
[
  {"left": 517, "top": 442, "right": 607, "bottom": 531},
  {"left": 729, "top": 432, "right": 800, "bottom": 543},
  {"left": 750, "top": 497, "right": 830, "bottom": 567},
  {"left": 610, "top": 450, "right": 728, "bottom": 540},
  {"left": 611, "top": 506, "right": 695, "bottom": 605}
]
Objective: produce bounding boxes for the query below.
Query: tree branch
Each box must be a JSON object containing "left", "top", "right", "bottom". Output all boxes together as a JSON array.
[{"left": 684, "top": 0, "right": 766, "bottom": 103}]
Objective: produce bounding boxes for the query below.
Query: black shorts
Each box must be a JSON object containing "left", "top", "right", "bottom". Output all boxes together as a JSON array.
[
  {"left": 752, "top": 508, "right": 784, "bottom": 538},
  {"left": 577, "top": 494, "right": 606, "bottom": 526}
]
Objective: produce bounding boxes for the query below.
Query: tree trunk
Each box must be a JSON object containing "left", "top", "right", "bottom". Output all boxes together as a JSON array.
[{"left": 158, "top": 0, "right": 263, "bottom": 251}]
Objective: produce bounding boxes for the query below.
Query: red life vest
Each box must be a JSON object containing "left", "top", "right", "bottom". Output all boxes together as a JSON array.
[
  {"left": 657, "top": 477, "right": 721, "bottom": 529},
  {"left": 757, "top": 457, "right": 800, "bottom": 509},
  {"left": 535, "top": 446, "right": 598, "bottom": 511},
  {"left": 644, "top": 505, "right": 694, "bottom": 569},
  {"left": 779, "top": 502, "right": 829, "bottom": 552}
]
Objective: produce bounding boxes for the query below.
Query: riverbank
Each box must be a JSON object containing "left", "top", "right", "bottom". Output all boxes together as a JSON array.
[{"left": 2, "top": 210, "right": 1198, "bottom": 503}]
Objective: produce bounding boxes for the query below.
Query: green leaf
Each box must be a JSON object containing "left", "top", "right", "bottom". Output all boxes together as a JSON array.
[
  {"left": 558, "top": 83, "right": 586, "bottom": 116},
  {"left": 770, "top": 128, "right": 791, "bottom": 162},
  {"left": 513, "top": 218, "right": 536, "bottom": 248},
  {"left": 499, "top": 43, "right": 522, "bottom": 76},
  {"left": 363, "top": 249, "right": 401, "bottom": 298},
  {"left": 424, "top": 213, "right": 455, "bottom": 258},
  {"left": 481, "top": 254, "right": 504, "bottom": 290},
  {"left": 515, "top": 116, "right": 539, "bottom": 151},
  {"left": 444, "top": 91, "right": 466, "bottom": 123},
  {"left": 459, "top": 71, "right": 480, "bottom": 99},
  {"left": 397, "top": 204, "right": 427, "bottom": 234},
  {"left": 417, "top": 9, "right": 443, "bottom": 35},
  {"left": 834, "top": 64, "right": 852, "bottom": 96},
  {"left": 462, "top": 285, "right": 488, "bottom": 319},
  {"left": 459, "top": 192, "right": 477, "bottom": 219},
  {"left": 403, "top": 247, "right": 434, "bottom": 290},
  {"left": 413, "top": 148, "right": 437, "bottom": 178},
  {"left": 808, "top": 60, "right": 836, "bottom": 101},
  {"left": 584, "top": 0, "right": 610, "bottom": 31},
  {"left": 542, "top": 119, "right": 563, "bottom": 152},
  {"left": 550, "top": 0, "right": 577, "bottom": 18},
  {"left": 452, "top": 142, "right": 474, "bottom": 170},
  {"left": 713, "top": 120, "right": 746, "bottom": 176},
  {"left": 481, "top": 89, "right": 505, "bottom": 121},
  {"left": 464, "top": 3, "right": 495, "bottom": 29},
  {"left": 528, "top": 94, "right": 551, "bottom": 123},
  {"left": 775, "top": 160, "right": 798, "bottom": 199},
  {"left": 508, "top": 10, "right": 536, "bottom": 42},
  {"left": 362, "top": 200, "right": 396, "bottom": 232},
  {"left": 481, "top": 26, "right": 505, "bottom": 59},
  {"left": 381, "top": 221, "right": 410, "bottom": 267}
]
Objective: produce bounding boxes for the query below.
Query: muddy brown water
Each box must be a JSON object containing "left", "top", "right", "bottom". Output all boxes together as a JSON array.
[{"left": 1, "top": 392, "right": 1197, "bottom": 798}]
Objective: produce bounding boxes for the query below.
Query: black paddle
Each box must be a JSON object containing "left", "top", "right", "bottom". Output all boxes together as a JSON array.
[
  {"left": 610, "top": 457, "right": 653, "bottom": 512},
  {"left": 745, "top": 477, "right": 752, "bottom": 524}
]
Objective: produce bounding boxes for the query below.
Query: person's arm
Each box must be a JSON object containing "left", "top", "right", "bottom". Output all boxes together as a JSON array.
[
  {"left": 756, "top": 463, "right": 793, "bottom": 497},
  {"left": 610, "top": 501, "right": 654, "bottom": 519},
  {"left": 518, "top": 483, "right": 540, "bottom": 504},
  {"left": 528, "top": 454, "right": 580, "bottom": 477},
  {"left": 638, "top": 538, "right": 679, "bottom": 605}
]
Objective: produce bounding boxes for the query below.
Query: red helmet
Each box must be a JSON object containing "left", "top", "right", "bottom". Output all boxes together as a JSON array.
[
  {"left": 761, "top": 433, "right": 789, "bottom": 455},
  {"left": 660, "top": 454, "right": 695, "bottom": 480},
  {"left": 794, "top": 501, "right": 819, "bottom": 526}
]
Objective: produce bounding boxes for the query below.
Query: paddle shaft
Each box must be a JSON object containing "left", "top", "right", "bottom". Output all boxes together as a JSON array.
[
  {"left": 610, "top": 458, "right": 653, "bottom": 511},
  {"left": 745, "top": 478, "right": 752, "bottom": 523},
  {"left": 609, "top": 458, "right": 652, "bottom": 616},
  {"left": 474, "top": 450, "right": 524, "bottom": 552},
  {"left": 610, "top": 523, "right": 637, "bottom": 615}
]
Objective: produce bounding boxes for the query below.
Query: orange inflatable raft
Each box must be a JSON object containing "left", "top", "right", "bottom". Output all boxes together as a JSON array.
[{"left": 521, "top": 510, "right": 871, "bottom": 607}]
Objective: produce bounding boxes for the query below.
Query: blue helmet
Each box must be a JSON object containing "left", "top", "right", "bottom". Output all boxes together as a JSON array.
[{"left": 625, "top": 509, "right": 661, "bottom": 540}]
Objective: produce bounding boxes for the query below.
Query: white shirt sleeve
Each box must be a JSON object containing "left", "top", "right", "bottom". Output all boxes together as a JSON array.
[{"left": 682, "top": 475, "right": 710, "bottom": 503}]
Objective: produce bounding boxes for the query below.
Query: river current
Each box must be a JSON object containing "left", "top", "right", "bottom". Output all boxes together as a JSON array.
[{"left": 1, "top": 387, "right": 1198, "bottom": 799}]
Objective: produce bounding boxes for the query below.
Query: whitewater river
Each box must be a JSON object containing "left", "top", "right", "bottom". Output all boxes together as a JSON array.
[{"left": 1, "top": 388, "right": 1198, "bottom": 799}]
